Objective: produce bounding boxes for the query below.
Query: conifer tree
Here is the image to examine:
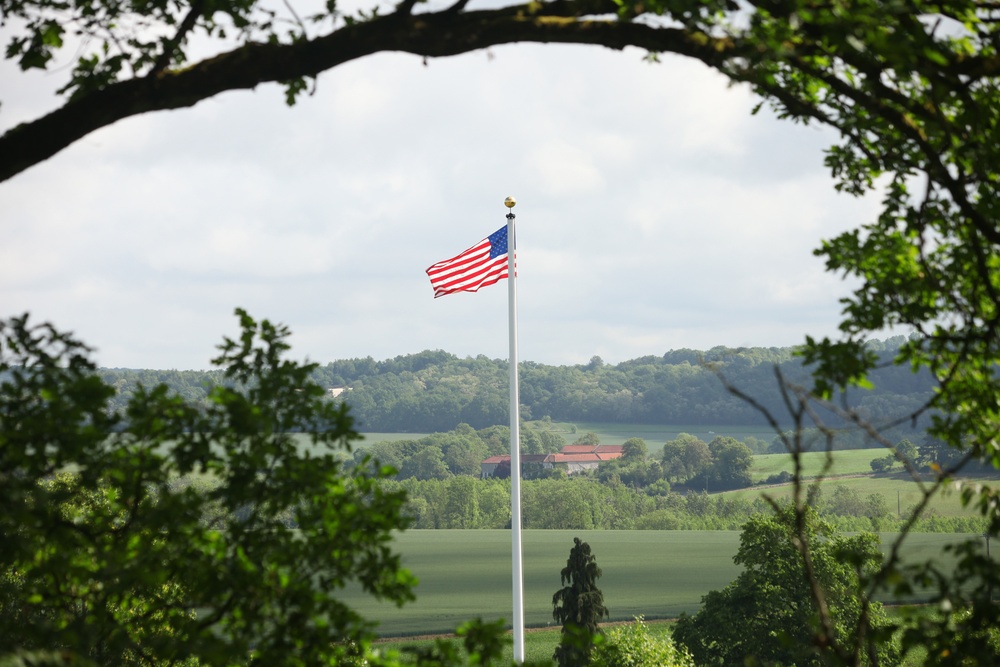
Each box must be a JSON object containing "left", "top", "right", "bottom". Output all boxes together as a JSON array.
[{"left": 552, "top": 537, "right": 608, "bottom": 667}]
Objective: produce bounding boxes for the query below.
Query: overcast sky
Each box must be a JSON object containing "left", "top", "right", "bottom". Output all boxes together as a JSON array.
[{"left": 0, "top": 17, "right": 884, "bottom": 371}]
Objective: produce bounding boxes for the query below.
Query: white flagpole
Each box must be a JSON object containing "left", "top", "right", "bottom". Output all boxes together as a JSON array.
[{"left": 504, "top": 195, "right": 525, "bottom": 663}]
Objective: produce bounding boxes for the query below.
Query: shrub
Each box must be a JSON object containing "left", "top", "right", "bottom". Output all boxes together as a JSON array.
[
  {"left": 763, "top": 470, "right": 793, "bottom": 485},
  {"left": 591, "top": 617, "right": 694, "bottom": 667}
]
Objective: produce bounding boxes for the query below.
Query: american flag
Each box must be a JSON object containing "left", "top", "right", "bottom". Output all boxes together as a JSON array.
[{"left": 426, "top": 226, "right": 510, "bottom": 298}]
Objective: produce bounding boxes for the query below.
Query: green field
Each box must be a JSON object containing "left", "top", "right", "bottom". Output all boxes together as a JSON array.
[
  {"left": 733, "top": 460, "right": 994, "bottom": 519},
  {"left": 570, "top": 423, "right": 776, "bottom": 456},
  {"left": 751, "top": 448, "right": 887, "bottom": 480},
  {"left": 343, "top": 529, "right": 973, "bottom": 637},
  {"left": 742, "top": 448, "right": 983, "bottom": 516},
  {"left": 352, "top": 423, "right": 776, "bottom": 456},
  {"left": 207, "top": 430, "right": 990, "bottom": 644},
  {"left": 273, "top": 426, "right": 769, "bottom": 456}
]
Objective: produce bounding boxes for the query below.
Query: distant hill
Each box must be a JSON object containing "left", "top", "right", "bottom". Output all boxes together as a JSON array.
[{"left": 98, "top": 337, "right": 934, "bottom": 444}]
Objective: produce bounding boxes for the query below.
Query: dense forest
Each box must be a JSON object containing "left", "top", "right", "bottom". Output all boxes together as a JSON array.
[{"left": 97, "top": 337, "right": 934, "bottom": 440}]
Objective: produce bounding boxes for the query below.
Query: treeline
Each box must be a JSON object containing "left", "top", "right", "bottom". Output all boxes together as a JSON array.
[
  {"left": 354, "top": 422, "right": 568, "bottom": 480},
  {"left": 316, "top": 339, "right": 933, "bottom": 432},
  {"left": 174, "top": 464, "right": 985, "bottom": 533},
  {"left": 344, "top": 425, "right": 984, "bottom": 533},
  {"left": 96, "top": 337, "right": 935, "bottom": 439},
  {"left": 374, "top": 476, "right": 985, "bottom": 533},
  {"left": 95, "top": 368, "right": 232, "bottom": 418},
  {"left": 352, "top": 424, "right": 756, "bottom": 493}
]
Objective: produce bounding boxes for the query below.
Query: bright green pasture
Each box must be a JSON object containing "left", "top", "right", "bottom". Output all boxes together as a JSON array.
[
  {"left": 345, "top": 529, "right": 741, "bottom": 637},
  {"left": 571, "top": 423, "right": 775, "bottom": 455},
  {"left": 310, "top": 423, "right": 772, "bottom": 455},
  {"left": 751, "top": 448, "right": 887, "bottom": 481},
  {"left": 722, "top": 472, "right": 990, "bottom": 518},
  {"left": 341, "top": 530, "right": 973, "bottom": 638}
]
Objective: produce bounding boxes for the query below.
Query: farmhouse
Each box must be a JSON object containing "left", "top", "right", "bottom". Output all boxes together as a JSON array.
[{"left": 481, "top": 444, "right": 624, "bottom": 478}]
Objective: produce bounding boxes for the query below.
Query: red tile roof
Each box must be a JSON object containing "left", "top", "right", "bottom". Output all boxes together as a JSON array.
[
  {"left": 547, "top": 452, "right": 622, "bottom": 463},
  {"left": 482, "top": 444, "right": 623, "bottom": 471},
  {"left": 558, "top": 444, "right": 624, "bottom": 455}
]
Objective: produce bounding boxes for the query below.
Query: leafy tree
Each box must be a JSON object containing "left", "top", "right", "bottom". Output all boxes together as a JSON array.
[
  {"left": 672, "top": 507, "right": 897, "bottom": 667},
  {"left": 0, "top": 313, "right": 563, "bottom": 667},
  {"left": 660, "top": 434, "right": 711, "bottom": 483},
  {"left": 535, "top": 428, "right": 568, "bottom": 454},
  {"left": 894, "top": 539, "right": 1000, "bottom": 667},
  {"left": 356, "top": 438, "right": 421, "bottom": 474},
  {"left": 525, "top": 481, "right": 598, "bottom": 530},
  {"left": 702, "top": 436, "right": 753, "bottom": 491},
  {"left": 573, "top": 432, "right": 601, "bottom": 446},
  {"left": 643, "top": 478, "right": 671, "bottom": 497},
  {"left": 0, "top": 310, "right": 417, "bottom": 666},
  {"left": 590, "top": 616, "right": 693, "bottom": 667},
  {"left": 865, "top": 493, "right": 892, "bottom": 524},
  {"left": 741, "top": 435, "right": 770, "bottom": 455},
  {"left": 433, "top": 429, "right": 489, "bottom": 477},
  {"left": 620, "top": 437, "right": 647, "bottom": 462},
  {"left": 596, "top": 455, "right": 664, "bottom": 491},
  {"left": 916, "top": 436, "right": 968, "bottom": 472},
  {"left": 870, "top": 454, "right": 894, "bottom": 474},
  {"left": 893, "top": 439, "right": 918, "bottom": 468},
  {"left": 476, "top": 479, "right": 512, "bottom": 529},
  {"left": 823, "top": 485, "right": 870, "bottom": 518},
  {"left": 442, "top": 476, "right": 480, "bottom": 528},
  {"left": 400, "top": 445, "right": 452, "bottom": 480},
  {"left": 728, "top": 1, "right": 1000, "bottom": 659},
  {"left": 552, "top": 537, "right": 608, "bottom": 667}
]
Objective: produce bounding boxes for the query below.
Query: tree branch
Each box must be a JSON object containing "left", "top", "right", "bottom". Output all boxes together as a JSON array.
[
  {"left": 150, "top": 0, "right": 206, "bottom": 76},
  {"left": 0, "top": 3, "right": 740, "bottom": 183}
]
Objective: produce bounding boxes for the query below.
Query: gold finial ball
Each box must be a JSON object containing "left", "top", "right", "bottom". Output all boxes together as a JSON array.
[{"left": 504, "top": 196, "right": 516, "bottom": 209}]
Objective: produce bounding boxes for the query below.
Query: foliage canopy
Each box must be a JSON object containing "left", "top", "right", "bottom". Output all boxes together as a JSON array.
[
  {"left": 672, "top": 507, "right": 897, "bottom": 667},
  {"left": 590, "top": 616, "right": 693, "bottom": 667},
  {"left": 0, "top": 310, "right": 416, "bottom": 665},
  {"left": 96, "top": 343, "right": 934, "bottom": 435}
]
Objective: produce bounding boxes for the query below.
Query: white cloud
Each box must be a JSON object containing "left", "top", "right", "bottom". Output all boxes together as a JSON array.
[
  {"left": 527, "top": 141, "right": 607, "bottom": 195},
  {"left": 0, "top": 33, "right": 884, "bottom": 370}
]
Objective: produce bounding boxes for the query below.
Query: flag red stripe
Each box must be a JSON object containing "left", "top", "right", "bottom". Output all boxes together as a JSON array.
[
  {"left": 433, "top": 258, "right": 508, "bottom": 297},
  {"left": 431, "top": 251, "right": 500, "bottom": 286},
  {"left": 426, "top": 240, "right": 492, "bottom": 277},
  {"left": 426, "top": 228, "right": 511, "bottom": 297},
  {"left": 427, "top": 248, "right": 491, "bottom": 283}
]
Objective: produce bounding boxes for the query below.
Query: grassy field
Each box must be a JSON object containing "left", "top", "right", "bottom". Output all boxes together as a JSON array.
[
  {"left": 350, "top": 423, "right": 776, "bottom": 455},
  {"left": 750, "top": 448, "right": 887, "bottom": 480},
  {"left": 570, "top": 423, "right": 776, "bottom": 456},
  {"left": 342, "top": 529, "right": 973, "bottom": 638},
  {"left": 227, "top": 428, "right": 988, "bottom": 652},
  {"left": 742, "top": 448, "right": 985, "bottom": 516},
  {"left": 730, "top": 464, "right": 994, "bottom": 519}
]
